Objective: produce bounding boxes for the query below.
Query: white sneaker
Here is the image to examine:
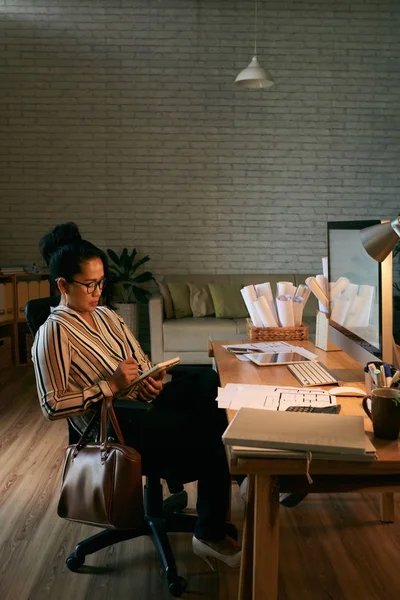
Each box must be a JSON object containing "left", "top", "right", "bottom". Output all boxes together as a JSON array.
[{"left": 192, "top": 535, "right": 241, "bottom": 570}]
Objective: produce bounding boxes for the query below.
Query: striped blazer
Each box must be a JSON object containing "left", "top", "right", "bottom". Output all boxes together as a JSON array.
[{"left": 32, "top": 305, "right": 153, "bottom": 433}]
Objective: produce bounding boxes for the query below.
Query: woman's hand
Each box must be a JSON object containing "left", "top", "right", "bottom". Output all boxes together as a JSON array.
[
  {"left": 137, "top": 369, "right": 166, "bottom": 402},
  {"left": 108, "top": 358, "right": 139, "bottom": 394}
]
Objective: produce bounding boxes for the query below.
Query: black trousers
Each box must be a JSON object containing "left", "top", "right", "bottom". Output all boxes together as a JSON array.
[{"left": 115, "top": 366, "right": 231, "bottom": 541}]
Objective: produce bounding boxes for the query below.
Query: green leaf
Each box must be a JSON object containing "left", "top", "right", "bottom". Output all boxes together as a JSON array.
[
  {"left": 120, "top": 248, "right": 130, "bottom": 274},
  {"left": 106, "top": 247, "right": 154, "bottom": 304},
  {"left": 130, "top": 255, "right": 150, "bottom": 275},
  {"left": 132, "top": 286, "right": 150, "bottom": 304},
  {"left": 130, "top": 248, "right": 137, "bottom": 264},
  {"left": 133, "top": 271, "right": 154, "bottom": 284},
  {"left": 107, "top": 249, "right": 121, "bottom": 268}
]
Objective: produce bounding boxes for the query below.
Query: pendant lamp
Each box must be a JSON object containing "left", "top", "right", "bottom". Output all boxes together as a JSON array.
[{"left": 234, "top": 0, "right": 275, "bottom": 89}]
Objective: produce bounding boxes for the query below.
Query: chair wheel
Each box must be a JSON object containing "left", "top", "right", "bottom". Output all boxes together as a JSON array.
[
  {"left": 66, "top": 553, "right": 85, "bottom": 572},
  {"left": 168, "top": 575, "right": 187, "bottom": 597}
]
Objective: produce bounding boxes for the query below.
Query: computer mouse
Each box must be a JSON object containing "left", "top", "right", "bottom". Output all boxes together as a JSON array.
[{"left": 328, "top": 386, "right": 365, "bottom": 397}]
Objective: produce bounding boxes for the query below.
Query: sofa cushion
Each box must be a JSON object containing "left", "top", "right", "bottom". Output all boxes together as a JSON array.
[
  {"left": 157, "top": 281, "right": 175, "bottom": 320},
  {"left": 163, "top": 317, "right": 241, "bottom": 352},
  {"left": 208, "top": 283, "right": 248, "bottom": 318},
  {"left": 188, "top": 282, "right": 215, "bottom": 317},
  {"left": 167, "top": 282, "right": 192, "bottom": 318}
]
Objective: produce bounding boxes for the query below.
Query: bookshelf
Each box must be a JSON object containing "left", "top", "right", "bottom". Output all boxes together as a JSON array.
[{"left": 0, "top": 272, "right": 50, "bottom": 366}]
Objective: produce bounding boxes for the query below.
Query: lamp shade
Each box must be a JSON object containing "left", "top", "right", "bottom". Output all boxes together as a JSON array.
[
  {"left": 360, "top": 216, "right": 400, "bottom": 262},
  {"left": 234, "top": 56, "right": 275, "bottom": 89}
]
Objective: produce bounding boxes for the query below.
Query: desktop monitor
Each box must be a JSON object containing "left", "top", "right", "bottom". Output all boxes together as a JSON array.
[{"left": 327, "top": 220, "right": 394, "bottom": 366}]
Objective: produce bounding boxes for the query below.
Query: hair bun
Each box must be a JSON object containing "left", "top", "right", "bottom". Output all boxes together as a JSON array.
[
  {"left": 52, "top": 222, "right": 81, "bottom": 248},
  {"left": 39, "top": 222, "right": 81, "bottom": 266}
]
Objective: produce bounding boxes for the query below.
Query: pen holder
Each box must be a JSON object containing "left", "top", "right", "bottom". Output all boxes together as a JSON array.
[{"left": 364, "top": 362, "right": 396, "bottom": 394}]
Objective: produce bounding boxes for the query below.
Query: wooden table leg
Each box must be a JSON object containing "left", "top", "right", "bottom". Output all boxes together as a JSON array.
[
  {"left": 238, "top": 475, "right": 255, "bottom": 600},
  {"left": 252, "top": 475, "right": 280, "bottom": 600},
  {"left": 381, "top": 492, "right": 395, "bottom": 523}
]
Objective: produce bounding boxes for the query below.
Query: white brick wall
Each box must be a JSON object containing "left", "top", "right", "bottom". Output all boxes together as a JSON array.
[{"left": 0, "top": 0, "right": 399, "bottom": 280}]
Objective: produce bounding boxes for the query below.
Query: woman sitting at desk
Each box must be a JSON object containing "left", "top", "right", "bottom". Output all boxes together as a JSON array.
[{"left": 32, "top": 222, "right": 241, "bottom": 569}]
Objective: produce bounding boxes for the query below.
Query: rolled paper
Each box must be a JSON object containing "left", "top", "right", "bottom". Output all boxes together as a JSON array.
[
  {"left": 357, "top": 285, "right": 375, "bottom": 324},
  {"left": 293, "top": 295, "right": 304, "bottom": 326},
  {"left": 322, "top": 257, "right": 329, "bottom": 294},
  {"left": 341, "top": 283, "right": 358, "bottom": 303},
  {"left": 330, "top": 277, "right": 349, "bottom": 300},
  {"left": 345, "top": 295, "right": 371, "bottom": 328},
  {"left": 316, "top": 274, "right": 328, "bottom": 313},
  {"left": 305, "top": 276, "right": 329, "bottom": 312},
  {"left": 331, "top": 297, "right": 351, "bottom": 326},
  {"left": 294, "top": 284, "right": 306, "bottom": 298},
  {"left": 254, "top": 282, "right": 279, "bottom": 322},
  {"left": 276, "top": 281, "right": 296, "bottom": 297},
  {"left": 301, "top": 287, "right": 311, "bottom": 305},
  {"left": 241, "top": 286, "right": 263, "bottom": 327},
  {"left": 253, "top": 297, "right": 279, "bottom": 328},
  {"left": 276, "top": 295, "right": 295, "bottom": 327}
]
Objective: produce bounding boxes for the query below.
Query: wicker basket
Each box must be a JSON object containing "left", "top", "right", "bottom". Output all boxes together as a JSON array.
[
  {"left": 0, "top": 337, "right": 13, "bottom": 369},
  {"left": 246, "top": 319, "right": 308, "bottom": 342}
]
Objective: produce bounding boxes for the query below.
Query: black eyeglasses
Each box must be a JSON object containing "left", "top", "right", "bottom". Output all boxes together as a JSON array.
[{"left": 70, "top": 277, "right": 107, "bottom": 295}]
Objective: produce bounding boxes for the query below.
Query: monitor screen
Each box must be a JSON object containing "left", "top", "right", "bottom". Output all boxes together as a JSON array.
[{"left": 328, "top": 220, "right": 382, "bottom": 360}]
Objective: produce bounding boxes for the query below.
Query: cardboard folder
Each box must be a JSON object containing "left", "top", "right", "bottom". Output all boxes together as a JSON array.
[{"left": 223, "top": 407, "right": 371, "bottom": 457}]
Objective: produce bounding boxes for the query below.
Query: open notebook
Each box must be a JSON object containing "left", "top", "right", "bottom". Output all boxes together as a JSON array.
[{"left": 223, "top": 407, "right": 376, "bottom": 460}]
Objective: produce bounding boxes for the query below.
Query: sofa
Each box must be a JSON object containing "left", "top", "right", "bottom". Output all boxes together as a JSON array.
[{"left": 149, "top": 274, "right": 318, "bottom": 365}]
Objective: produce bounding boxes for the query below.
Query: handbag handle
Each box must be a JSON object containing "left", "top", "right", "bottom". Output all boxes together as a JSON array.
[
  {"left": 101, "top": 396, "right": 126, "bottom": 446},
  {"left": 73, "top": 397, "right": 126, "bottom": 459}
]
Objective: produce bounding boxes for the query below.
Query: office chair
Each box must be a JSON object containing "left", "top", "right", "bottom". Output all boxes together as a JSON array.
[{"left": 25, "top": 296, "right": 198, "bottom": 597}]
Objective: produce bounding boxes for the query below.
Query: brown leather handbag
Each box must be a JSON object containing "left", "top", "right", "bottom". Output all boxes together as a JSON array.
[{"left": 57, "top": 397, "right": 144, "bottom": 529}]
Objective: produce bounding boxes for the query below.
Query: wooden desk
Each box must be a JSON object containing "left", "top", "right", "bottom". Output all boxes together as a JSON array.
[{"left": 211, "top": 340, "right": 400, "bottom": 600}]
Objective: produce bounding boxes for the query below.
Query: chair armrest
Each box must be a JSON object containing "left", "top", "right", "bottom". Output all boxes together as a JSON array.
[{"left": 149, "top": 294, "right": 164, "bottom": 364}]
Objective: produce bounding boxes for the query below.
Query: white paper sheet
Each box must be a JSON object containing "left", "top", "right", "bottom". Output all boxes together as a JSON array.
[{"left": 217, "top": 383, "right": 334, "bottom": 410}]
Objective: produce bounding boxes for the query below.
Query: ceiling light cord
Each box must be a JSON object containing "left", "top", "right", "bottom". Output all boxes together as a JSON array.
[{"left": 254, "top": 0, "right": 258, "bottom": 56}]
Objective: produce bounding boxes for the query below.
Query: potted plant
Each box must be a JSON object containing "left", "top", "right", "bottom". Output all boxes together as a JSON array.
[{"left": 107, "top": 248, "right": 154, "bottom": 338}]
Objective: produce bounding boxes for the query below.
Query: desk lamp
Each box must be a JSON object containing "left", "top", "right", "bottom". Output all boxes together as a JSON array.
[
  {"left": 361, "top": 216, "right": 400, "bottom": 369},
  {"left": 360, "top": 216, "right": 400, "bottom": 262}
]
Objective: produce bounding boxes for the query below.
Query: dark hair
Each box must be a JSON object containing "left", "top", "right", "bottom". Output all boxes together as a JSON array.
[{"left": 39, "top": 222, "right": 113, "bottom": 305}]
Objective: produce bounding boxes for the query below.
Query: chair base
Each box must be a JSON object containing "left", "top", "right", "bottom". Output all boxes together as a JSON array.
[
  {"left": 65, "top": 482, "right": 195, "bottom": 597},
  {"left": 65, "top": 478, "right": 239, "bottom": 596}
]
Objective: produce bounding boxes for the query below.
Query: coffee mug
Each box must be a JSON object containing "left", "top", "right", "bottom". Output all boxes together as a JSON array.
[{"left": 362, "top": 387, "right": 400, "bottom": 440}]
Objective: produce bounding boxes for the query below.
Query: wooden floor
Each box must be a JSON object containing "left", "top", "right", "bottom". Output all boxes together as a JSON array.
[{"left": 1, "top": 368, "right": 400, "bottom": 600}]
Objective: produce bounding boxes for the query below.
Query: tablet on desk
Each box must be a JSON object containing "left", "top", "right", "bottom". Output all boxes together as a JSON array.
[{"left": 244, "top": 352, "right": 312, "bottom": 366}]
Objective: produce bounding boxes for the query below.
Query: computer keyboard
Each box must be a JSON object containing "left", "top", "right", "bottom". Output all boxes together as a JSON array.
[{"left": 287, "top": 361, "right": 338, "bottom": 387}]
